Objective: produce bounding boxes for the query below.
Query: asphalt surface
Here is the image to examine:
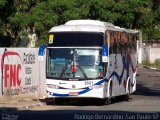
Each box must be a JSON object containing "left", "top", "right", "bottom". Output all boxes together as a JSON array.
[{"left": 0, "top": 65, "right": 160, "bottom": 120}]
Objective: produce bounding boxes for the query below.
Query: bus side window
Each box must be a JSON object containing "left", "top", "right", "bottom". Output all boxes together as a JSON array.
[
  {"left": 113, "top": 39, "right": 117, "bottom": 54},
  {"left": 132, "top": 35, "right": 137, "bottom": 53},
  {"left": 109, "top": 46, "right": 113, "bottom": 54}
]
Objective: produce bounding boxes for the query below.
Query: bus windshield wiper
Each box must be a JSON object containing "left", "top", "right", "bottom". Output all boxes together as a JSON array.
[
  {"left": 59, "top": 61, "right": 69, "bottom": 78},
  {"left": 77, "top": 64, "right": 88, "bottom": 79}
]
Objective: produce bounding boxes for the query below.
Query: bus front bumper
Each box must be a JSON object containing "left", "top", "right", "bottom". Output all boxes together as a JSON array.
[{"left": 46, "top": 87, "right": 107, "bottom": 99}]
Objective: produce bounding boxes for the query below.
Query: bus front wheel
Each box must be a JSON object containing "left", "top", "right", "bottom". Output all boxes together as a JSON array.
[
  {"left": 54, "top": 98, "right": 64, "bottom": 105},
  {"left": 106, "top": 82, "right": 112, "bottom": 105}
]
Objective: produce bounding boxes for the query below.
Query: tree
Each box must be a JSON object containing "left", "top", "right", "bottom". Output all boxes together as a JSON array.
[
  {"left": 9, "top": 0, "right": 88, "bottom": 46},
  {"left": 0, "top": 0, "right": 160, "bottom": 47},
  {"left": 151, "top": 0, "right": 160, "bottom": 40},
  {"left": 0, "top": 0, "right": 7, "bottom": 7},
  {"left": 0, "top": 0, "right": 14, "bottom": 46}
]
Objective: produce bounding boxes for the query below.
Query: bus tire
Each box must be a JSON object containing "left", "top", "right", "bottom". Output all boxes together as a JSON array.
[
  {"left": 124, "top": 80, "right": 130, "bottom": 101},
  {"left": 106, "top": 82, "right": 112, "bottom": 105},
  {"left": 45, "top": 98, "right": 54, "bottom": 105},
  {"left": 54, "top": 98, "right": 63, "bottom": 105},
  {"left": 96, "top": 99, "right": 107, "bottom": 106}
]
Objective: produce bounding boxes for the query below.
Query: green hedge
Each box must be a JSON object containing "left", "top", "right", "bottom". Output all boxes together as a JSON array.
[{"left": 142, "top": 59, "right": 160, "bottom": 68}]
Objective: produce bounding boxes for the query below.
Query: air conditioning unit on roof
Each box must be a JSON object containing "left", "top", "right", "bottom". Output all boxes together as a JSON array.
[{"left": 65, "top": 20, "right": 115, "bottom": 28}]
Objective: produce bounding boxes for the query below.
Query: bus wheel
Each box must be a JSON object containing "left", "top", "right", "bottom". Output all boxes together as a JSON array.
[
  {"left": 124, "top": 80, "right": 130, "bottom": 101},
  {"left": 106, "top": 82, "right": 112, "bottom": 105},
  {"left": 96, "top": 99, "right": 107, "bottom": 106},
  {"left": 45, "top": 98, "right": 54, "bottom": 105},
  {"left": 54, "top": 98, "right": 64, "bottom": 105}
]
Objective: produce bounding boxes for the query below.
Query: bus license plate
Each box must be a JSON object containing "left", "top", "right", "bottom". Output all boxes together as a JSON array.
[{"left": 69, "top": 92, "right": 78, "bottom": 96}]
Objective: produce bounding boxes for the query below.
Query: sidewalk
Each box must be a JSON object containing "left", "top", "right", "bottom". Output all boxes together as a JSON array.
[
  {"left": 142, "top": 65, "right": 160, "bottom": 72},
  {"left": 0, "top": 99, "right": 46, "bottom": 110}
]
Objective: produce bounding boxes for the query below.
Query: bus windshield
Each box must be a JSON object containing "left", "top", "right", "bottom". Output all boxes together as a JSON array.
[{"left": 46, "top": 48, "right": 105, "bottom": 80}]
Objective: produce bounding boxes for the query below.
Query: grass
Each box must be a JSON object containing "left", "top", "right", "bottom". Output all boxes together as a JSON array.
[
  {"left": 142, "top": 59, "right": 160, "bottom": 69},
  {"left": 154, "top": 59, "right": 160, "bottom": 68}
]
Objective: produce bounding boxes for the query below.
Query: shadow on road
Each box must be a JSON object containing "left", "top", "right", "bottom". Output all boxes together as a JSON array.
[
  {"left": 134, "top": 83, "right": 160, "bottom": 97},
  {"left": 148, "top": 75, "right": 160, "bottom": 77},
  {"left": 135, "top": 66, "right": 160, "bottom": 97},
  {"left": 40, "top": 96, "right": 133, "bottom": 106},
  {"left": 0, "top": 107, "right": 160, "bottom": 120}
]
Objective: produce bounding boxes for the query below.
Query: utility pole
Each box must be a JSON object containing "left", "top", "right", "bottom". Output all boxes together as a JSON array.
[{"left": 138, "top": 30, "right": 142, "bottom": 64}]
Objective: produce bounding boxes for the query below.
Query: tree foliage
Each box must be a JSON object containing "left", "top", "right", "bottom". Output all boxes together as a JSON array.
[{"left": 0, "top": 0, "right": 160, "bottom": 47}]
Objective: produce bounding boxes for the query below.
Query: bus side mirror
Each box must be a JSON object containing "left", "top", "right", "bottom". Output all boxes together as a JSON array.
[
  {"left": 38, "top": 44, "right": 46, "bottom": 61},
  {"left": 102, "top": 45, "right": 108, "bottom": 62}
]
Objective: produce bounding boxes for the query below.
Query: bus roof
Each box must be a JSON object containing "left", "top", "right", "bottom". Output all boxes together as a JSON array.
[
  {"left": 65, "top": 19, "right": 115, "bottom": 27},
  {"left": 49, "top": 20, "right": 138, "bottom": 34}
]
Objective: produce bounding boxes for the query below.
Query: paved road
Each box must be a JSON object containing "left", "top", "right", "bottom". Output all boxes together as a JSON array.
[{"left": 0, "top": 65, "right": 160, "bottom": 120}]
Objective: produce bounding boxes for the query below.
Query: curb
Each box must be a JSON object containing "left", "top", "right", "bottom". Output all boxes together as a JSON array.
[
  {"left": 18, "top": 102, "right": 46, "bottom": 110},
  {"left": 0, "top": 99, "right": 47, "bottom": 110},
  {"left": 142, "top": 65, "right": 160, "bottom": 72}
]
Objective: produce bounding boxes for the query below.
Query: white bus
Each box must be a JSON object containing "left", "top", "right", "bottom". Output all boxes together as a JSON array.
[{"left": 46, "top": 20, "right": 138, "bottom": 105}]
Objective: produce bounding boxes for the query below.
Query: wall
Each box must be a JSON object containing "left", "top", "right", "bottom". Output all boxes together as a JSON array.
[
  {"left": 141, "top": 46, "right": 160, "bottom": 63},
  {"left": 0, "top": 48, "right": 46, "bottom": 102}
]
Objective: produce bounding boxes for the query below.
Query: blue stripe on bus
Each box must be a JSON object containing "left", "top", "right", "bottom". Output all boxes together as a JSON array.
[
  {"left": 78, "top": 89, "right": 90, "bottom": 95},
  {"left": 53, "top": 93, "right": 69, "bottom": 96},
  {"left": 48, "top": 79, "right": 106, "bottom": 97},
  {"left": 78, "top": 79, "right": 106, "bottom": 95},
  {"left": 109, "top": 71, "right": 120, "bottom": 80},
  {"left": 94, "top": 79, "right": 106, "bottom": 85}
]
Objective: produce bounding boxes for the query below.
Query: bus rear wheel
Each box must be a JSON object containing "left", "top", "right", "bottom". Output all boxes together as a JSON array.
[
  {"left": 96, "top": 98, "right": 107, "bottom": 106},
  {"left": 124, "top": 80, "right": 130, "bottom": 101}
]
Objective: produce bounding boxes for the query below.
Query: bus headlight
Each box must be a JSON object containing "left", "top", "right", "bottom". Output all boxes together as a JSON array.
[
  {"left": 89, "top": 84, "right": 104, "bottom": 89},
  {"left": 47, "top": 84, "right": 59, "bottom": 89}
]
